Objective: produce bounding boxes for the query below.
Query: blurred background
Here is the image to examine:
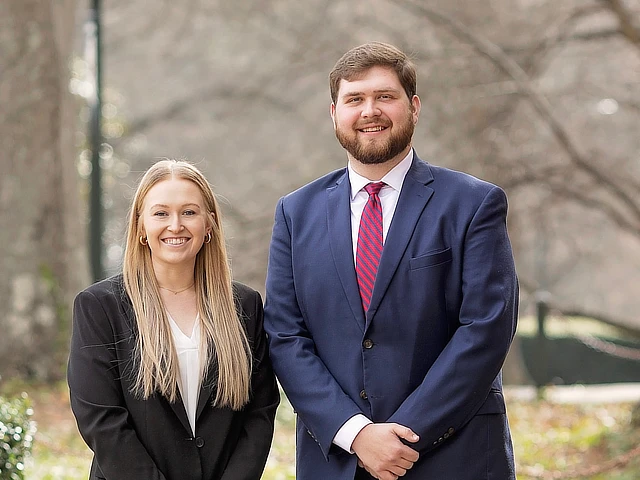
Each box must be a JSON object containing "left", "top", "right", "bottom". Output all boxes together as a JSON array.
[{"left": 1, "top": 0, "right": 639, "bottom": 479}]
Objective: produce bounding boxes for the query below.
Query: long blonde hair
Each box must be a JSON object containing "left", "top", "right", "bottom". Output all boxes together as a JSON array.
[{"left": 122, "top": 159, "right": 251, "bottom": 410}]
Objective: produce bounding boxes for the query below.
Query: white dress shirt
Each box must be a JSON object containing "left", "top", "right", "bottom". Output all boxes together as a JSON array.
[
  {"left": 333, "top": 150, "right": 414, "bottom": 453},
  {"left": 167, "top": 313, "right": 202, "bottom": 435}
]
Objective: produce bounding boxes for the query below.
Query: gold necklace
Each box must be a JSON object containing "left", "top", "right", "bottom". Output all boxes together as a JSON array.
[{"left": 158, "top": 283, "right": 194, "bottom": 295}]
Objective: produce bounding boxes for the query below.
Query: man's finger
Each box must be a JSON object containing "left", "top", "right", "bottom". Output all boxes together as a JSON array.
[{"left": 393, "top": 425, "right": 419, "bottom": 443}]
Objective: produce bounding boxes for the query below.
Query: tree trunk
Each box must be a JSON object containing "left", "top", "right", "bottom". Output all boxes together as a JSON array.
[{"left": 0, "top": 0, "right": 88, "bottom": 381}]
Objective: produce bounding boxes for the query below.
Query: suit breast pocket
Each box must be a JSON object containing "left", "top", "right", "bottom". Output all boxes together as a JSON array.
[{"left": 409, "top": 247, "right": 453, "bottom": 271}]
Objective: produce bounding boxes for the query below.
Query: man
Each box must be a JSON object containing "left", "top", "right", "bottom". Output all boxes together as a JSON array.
[{"left": 264, "top": 42, "right": 518, "bottom": 480}]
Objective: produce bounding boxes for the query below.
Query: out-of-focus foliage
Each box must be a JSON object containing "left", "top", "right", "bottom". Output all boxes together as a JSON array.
[{"left": 0, "top": 395, "right": 36, "bottom": 480}]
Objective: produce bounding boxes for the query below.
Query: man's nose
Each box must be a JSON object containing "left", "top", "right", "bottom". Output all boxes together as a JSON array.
[{"left": 361, "top": 99, "right": 381, "bottom": 118}]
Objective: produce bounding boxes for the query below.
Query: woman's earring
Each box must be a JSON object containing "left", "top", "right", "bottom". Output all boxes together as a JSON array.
[
  {"left": 204, "top": 232, "right": 212, "bottom": 244},
  {"left": 139, "top": 235, "right": 148, "bottom": 246}
]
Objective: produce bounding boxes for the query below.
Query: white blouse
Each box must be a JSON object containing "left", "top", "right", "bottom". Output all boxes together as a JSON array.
[{"left": 167, "top": 313, "right": 201, "bottom": 435}]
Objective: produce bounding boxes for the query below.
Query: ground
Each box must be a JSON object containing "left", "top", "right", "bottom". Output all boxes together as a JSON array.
[{"left": 6, "top": 381, "right": 639, "bottom": 480}]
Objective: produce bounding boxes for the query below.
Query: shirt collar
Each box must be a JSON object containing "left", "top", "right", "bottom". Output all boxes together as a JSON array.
[{"left": 348, "top": 149, "right": 414, "bottom": 200}]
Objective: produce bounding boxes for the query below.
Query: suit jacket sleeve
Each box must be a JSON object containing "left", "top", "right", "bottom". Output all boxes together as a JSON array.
[
  {"left": 264, "top": 197, "right": 364, "bottom": 458},
  {"left": 388, "top": 186, "right": 519, "bottom": 453},
  {"left": 67, "top": 289, "right": 167, "bottom": 480},
  {"left": 220, "top": 287, "right": 280, "bottom": 480}
]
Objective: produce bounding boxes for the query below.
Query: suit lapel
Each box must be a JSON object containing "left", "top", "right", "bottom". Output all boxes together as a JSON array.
[
  {"left": 367, "top": 156, "right": 434, "bottom": 323},
  {"left": 327, "top": 172, "right": 367, "bottom": 329}
]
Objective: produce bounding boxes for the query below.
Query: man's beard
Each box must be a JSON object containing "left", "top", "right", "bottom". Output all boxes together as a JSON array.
[{"left": 335, "top": 112, "right": 414, "bottom": 165}]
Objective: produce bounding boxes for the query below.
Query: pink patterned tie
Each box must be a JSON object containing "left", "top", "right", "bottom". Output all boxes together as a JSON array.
[{"left": 356, "top": 182, "right": 385, "bottom": 313}]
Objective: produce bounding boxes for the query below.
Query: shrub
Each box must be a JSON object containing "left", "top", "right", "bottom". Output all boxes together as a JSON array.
[{"left": 0, "top": 394, "right": 36, "bottom": 480}]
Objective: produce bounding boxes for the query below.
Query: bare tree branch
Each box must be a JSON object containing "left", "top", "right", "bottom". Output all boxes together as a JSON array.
[
  {"left": 547, "top": 182, "right": 640, "bottom": 236},
  {"left": 502, "top": 164, "right": 571, "bottom": 190},
  {"left": 518, "top": 275, "right": 640, "bottom": 335},
  {"left": 603, "top": 0, "right": 640, "bottom": 48},
  {"left": 109, "top": 1, "right": 336, "bottom": 147},
  {"left": 506, "top": 159, "right": 640, "bottom": 236},
  {"left": 393, "top": 0, "right": 640, "bottom": 230},
  {"left": 104, "top": 0, "right": 179, "bottom": 51},
  {"left": 516, "top": 4, "right": 606, "bottom": 75},
  {"left": 112, "top": 85, "right": 298, "bottom": 147},
  {"left": 167, "top": 0, "right": 202, "bottom": 46}
]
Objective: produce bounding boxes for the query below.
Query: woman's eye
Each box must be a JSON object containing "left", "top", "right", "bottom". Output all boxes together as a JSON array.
[
  {"left": 153, "top": 211, "right": 167, "bottom": 217},
  {"left": 184, "top": 210, "right": 196, "bottom": 216}
]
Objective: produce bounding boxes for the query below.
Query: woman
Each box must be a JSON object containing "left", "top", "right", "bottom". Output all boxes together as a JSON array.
[{"left": 68, "top": 159, "right": 279, "bottom": 480}]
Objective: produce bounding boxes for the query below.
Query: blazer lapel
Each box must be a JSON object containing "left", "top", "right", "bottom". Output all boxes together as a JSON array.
[
  {"left": 367, "top": 156, "right": 434, "bottom": 322},
  {"left": 327, "top": 172, "right": 367, "bottom": 329},
  {"left": 168, "top": 391, "right": 193, "bottom": 434},
  {"left": 195, "top": 371, "right": 216, "bottom": 423}
]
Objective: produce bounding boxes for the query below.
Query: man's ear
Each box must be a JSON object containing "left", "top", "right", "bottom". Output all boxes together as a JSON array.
[
  {"left": 411, "top": 95, "right": 421, "bottom": 125},
  {"left": 330, "top": 102, "right": 337, "bottom": 129}
]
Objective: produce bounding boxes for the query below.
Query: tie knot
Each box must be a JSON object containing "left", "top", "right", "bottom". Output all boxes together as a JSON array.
[{"left": 364, "top": 182, "right": 385, "bottom": 196}]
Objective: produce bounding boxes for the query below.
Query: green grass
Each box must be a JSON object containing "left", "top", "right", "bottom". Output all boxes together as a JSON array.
[{"left": 2, "top": 380, "right": 639, "bottom": 480}]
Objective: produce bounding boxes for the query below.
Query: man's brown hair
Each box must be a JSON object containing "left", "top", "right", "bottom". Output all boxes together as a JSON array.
[{"left": 329, "top": 41, "right": 417, "bottom": 104}]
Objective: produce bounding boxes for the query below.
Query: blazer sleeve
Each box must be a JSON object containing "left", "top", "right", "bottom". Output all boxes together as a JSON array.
[
  {"left": 388, "top": 185, "right": 519, "bottom": 453},
  {"left": 263, "top": 197, "right": 365, "bottom": 458},
  {"left": 220, "top": 287, "right": 280, "bottom": 480},
  {"left": 67, "top": 289, "right": 167, "bottom": 480}
]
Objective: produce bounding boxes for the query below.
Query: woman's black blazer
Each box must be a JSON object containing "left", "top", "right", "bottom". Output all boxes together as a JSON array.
[{"left": 67, "top": 275, "right": 280, "bottom": 480}]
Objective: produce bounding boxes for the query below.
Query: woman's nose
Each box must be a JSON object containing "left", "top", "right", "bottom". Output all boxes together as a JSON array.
[{"left": 167, "top": 214, "right": 183, "bottom": 232}]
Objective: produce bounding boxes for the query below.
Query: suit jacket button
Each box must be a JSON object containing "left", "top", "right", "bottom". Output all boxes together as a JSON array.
[
  {"left": 363, "top": 339, "right": 374, "bottom": 349},
  {"left": 195, "top": 437, "right": 205, "bottom": 448},
  {"left": 448, "top": 427, "right": 455, "bottom": 434},
  {"left": 360, "top": 390, "right": 368, "bottom": 400}
]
